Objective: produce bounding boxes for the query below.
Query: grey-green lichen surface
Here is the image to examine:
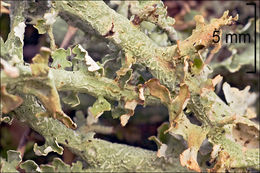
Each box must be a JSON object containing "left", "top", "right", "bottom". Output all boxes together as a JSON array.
[{"left": 0, "top": 0, "right": 259, "bottom": 172}]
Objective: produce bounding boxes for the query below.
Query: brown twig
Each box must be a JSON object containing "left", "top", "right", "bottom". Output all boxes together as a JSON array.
[
  {"left": 17, "top": 127, "right": 31, "bottom": 158},
  {"left": 205, "top": 52, "right": 215, "bottom": 64},
  {"left": 60, "top": 25, "right": 78, "bottom": 49}
]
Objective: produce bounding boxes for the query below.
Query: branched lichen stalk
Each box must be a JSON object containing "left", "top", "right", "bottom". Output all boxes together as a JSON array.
[
  {"left": 1, "top": 1, "right": 26, "bottom": 61},
  {"left": 1, "top": 65, "right": 159, "bottom": 105},
  {"left": 11, "top": 95, "right": 189, "bottom": 172},
  {"left": 1, "top": 1, "right": 259, "bottom": 172},
  {"left": 55, "top": 1, "right": 178, "bottom": 90},
  {"left": 54, "top": 1, "right": 259, "bottom": 170}
]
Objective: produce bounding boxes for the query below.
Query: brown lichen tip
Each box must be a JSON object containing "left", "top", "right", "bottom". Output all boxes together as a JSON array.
[
  {"left": 120, "top": 100, "right": 138, "bottom": 126},
  {"left": 1, "top": 85, "right": 23, "bottom": 114},
  {"left": 0, "top": 58, "right": 19, "bottom": 78},
  {"left": 209, "top": 10, "right": 239, "bottom": 31},
  {"left": 144, "top": 78, "right": 172, "bottom": 104},
  {"left": 178, "top": 11, "right": 239, "bottom": 57},
  {"left": 31, "top": 47, "right": 51, "bottom": 77},
  {"left": 39, "top": 47, "right": 52, "bottom": 61},
  {"left": 220, "top": 10, "right": 239, "bottom": 25}
]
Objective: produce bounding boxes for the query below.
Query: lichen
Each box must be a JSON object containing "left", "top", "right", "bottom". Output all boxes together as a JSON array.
[{"left": 1, "top": 1, "right": 259, "bottom": 172}]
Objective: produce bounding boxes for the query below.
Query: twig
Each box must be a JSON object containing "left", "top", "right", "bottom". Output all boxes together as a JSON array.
[
  {"left": 205, "top": 52, "right": 215, "bottom": 64},
  {"left": 60, "top": 25, "right": 78, "bottom": 49},
  {"left": 17, "top": 127, "right": 31, "bottom": 158}
]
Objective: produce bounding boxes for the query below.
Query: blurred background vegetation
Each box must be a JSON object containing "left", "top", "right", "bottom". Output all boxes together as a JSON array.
[{"left": 0, "top": 0, "right": 259, "bottom": 167}]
